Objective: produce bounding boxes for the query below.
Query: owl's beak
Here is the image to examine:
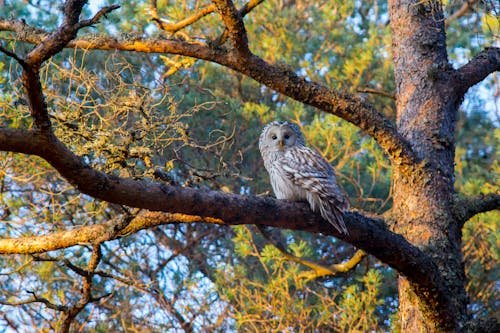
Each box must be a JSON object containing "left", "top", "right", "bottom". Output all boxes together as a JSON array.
[{"left": 278, "top": 140, "right": 284, "bottom": 149}]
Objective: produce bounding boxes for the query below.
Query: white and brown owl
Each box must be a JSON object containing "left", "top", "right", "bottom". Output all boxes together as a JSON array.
[{"left": 259, "top": 121, "right": 349, "bottom": 234}]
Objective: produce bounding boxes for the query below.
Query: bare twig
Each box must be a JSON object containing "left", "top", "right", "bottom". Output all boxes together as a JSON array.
[
  {"left": 357, "top": 87, "right": 396, "bottom": 100},
  {"left": 0, "top": 44, "right": 26, "bottom": 66},
  {"left": 75, "top": 5, "right": 121, "bottom": 30}
]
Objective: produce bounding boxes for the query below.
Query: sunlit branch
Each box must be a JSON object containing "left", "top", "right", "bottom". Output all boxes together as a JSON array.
[
  {"left": 0, "top": 20, "right": 416, "bottom": 166},
  {"left": 356, "top": 87, "right": 396, "bottom": 100},
  {"left": 0, "top": 211, "right": 221, "bottom": 254},
  {"left": 150, "top": 0, "right": 217, "bottom": 33},
  {"left": 257, "top": 225, "right": 366, "bottom": 279}
]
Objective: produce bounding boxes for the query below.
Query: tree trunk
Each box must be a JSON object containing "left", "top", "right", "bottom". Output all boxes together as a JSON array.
[{"left": 389, "top": 1, "right": 467, "bottom": 331}]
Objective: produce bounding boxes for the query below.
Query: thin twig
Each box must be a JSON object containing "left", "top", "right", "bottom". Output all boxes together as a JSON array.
[
  {"left": 75, "top": 5, "right": 121, "bottom": 30},
  {"left": 357, "top": 87, "right": 396, "bottom": 100},
  {"left": 0, "top": 44, "right": 26, "bottom": 66}
]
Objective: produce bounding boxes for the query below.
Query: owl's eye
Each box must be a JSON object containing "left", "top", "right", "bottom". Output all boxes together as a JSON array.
[
  {"left": 271, "top": 134, "right": 277, "bottom": 140},
  {"left": 284, "top": 134, "right": 290, "bottom": 140}
]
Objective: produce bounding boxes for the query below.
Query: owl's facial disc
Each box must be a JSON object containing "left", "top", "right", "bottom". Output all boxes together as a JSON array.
[{"left": 267, "top": 127, "right": 294, "bottom": 150}]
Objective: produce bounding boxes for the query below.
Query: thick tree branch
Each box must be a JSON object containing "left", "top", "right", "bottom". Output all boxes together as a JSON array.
[
  {"left": 453, "top": 47, "right": 500, "bottom": 96},
  {"left": 453, "top": 193, "right": 500, "bottom": 226},
  {"left": 0, "top": 127, "right": 451, "bottom": 318},
  {"left": 0, "top": 20, "right": 417, "bottom": 167},
  {"left": 0, "top": 130, "right": 428, "bottom": 275}
]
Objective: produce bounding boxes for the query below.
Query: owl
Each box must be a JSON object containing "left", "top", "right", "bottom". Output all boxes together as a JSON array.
[{"left": 259, "top": 121, "right": 349, "bottom": 234}]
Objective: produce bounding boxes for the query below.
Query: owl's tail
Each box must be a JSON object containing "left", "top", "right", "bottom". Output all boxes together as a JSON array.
[{"left": 319, "top": 201, "right": 349, "bottom": 235}]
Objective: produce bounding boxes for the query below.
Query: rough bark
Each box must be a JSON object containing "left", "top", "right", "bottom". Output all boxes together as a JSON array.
[{"left": 389, "top": 1, "right": 470, "bottom": 331}]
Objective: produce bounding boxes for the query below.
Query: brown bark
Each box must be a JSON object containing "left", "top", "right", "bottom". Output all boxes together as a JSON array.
[{"left": 389, "top": 0, "right": 472, "bottom": 331}]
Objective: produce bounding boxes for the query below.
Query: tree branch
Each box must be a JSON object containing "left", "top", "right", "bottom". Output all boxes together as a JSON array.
[
  {"left": 356, "top": 87, "right": 396, "bottom": 100},
  {"left": 25, "top": 0, "right": 88, "bottom": 66},
  {"left": 150, "top": 1, "right": 217, "bottom": 33},
  {"left": 75, "top": 5, "right": 120, "bottom": 30},
  {"left": 0, "top": 20, "right": 417, "bottom": 167},
  {"left": 256, "top": 225, "right": 366, "bottom": 279},
  {"left": 453, "top": 47, "right": 500, "bottom": 96},
  {"left": 0, "top": 44, "right": 26, "bottom": 65},
  {"left": 453, "top": 192, "right": 500, "bottom": 226},
  {"left": 0, "top": 126, "right": 456, "bottom": 326},
  {"left": 0, "top": 130, "right": 434, "bottom": 284}
]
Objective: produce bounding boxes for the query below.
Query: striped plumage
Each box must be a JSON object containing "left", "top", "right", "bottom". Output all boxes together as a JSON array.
[{"left": 259, "top": 121, "right": 349, "bottom": 234}]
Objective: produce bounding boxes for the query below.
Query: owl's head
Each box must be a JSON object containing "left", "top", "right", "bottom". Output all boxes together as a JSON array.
[{"left": 259, "top": 121, "right": 305, "bottom": 152}]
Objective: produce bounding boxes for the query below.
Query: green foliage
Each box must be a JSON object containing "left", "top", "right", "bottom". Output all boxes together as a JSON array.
[{"left": 216, "top": 226, "right": 392, "bottom": 331}]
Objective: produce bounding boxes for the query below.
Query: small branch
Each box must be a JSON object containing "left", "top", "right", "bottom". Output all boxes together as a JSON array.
[
  {"left": 357, "top": 87, "right": 396, "bottom": 100},
  {"left": 453, "top": 192, "right": 500, "bottom": 226},
  {"left": 0, "top": 44, "right": 26, "bottom": 66},
  {"left": 0, "top": 210, "right": 221, "bottom": 254},
  {"left": 150, "top": 1, "right": 217, "bottom": 33},
  {"left": 453, "top": 47, "right": 500, "bottom": 96},
  {"left": 25, "top": 291, "right": 67, "bottom": 311},
  {"left": 257, "top": 225, "right": 366, "bottom": 279},
  {"left": 212, "top": 0, "right": 250, "bottom": 57},
  {"left": 75, "top": 5, "right": 120, "bottom": 30}
]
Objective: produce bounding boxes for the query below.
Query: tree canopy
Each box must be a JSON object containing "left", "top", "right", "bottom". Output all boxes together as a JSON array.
[{"left": 0, "top": 1, "right": 499, "bottom": 332}]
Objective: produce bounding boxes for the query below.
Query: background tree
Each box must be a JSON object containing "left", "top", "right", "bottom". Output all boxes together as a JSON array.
[{"left": 0, "top": 0, "right": 498, "bottom": 332}]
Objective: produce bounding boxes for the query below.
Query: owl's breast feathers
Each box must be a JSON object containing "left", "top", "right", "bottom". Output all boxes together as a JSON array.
[{"left": 281, "top": 146, "right": 349, "bottom": 211}]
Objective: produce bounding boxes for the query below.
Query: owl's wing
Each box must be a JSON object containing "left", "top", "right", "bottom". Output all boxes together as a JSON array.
[{"left": 281, "top": 146, "right": 349, "bottom": 234}]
